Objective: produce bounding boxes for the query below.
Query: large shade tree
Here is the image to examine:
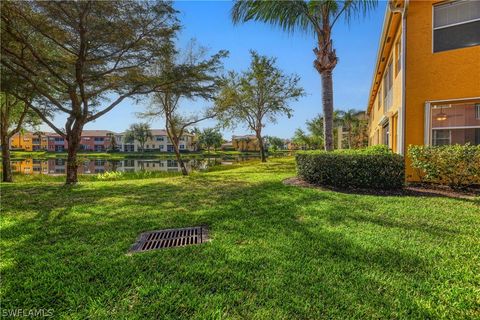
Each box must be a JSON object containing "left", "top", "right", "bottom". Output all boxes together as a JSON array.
[
  {"left": 232, "top": 0, "right": 378, "bottom": 151},
  {"left": 217, "top": 51, "right": 304, "bottom": 162},
  {"left": 1, "top": 0, "right": 177, "bottom": 184},
  {"left": 141, "top": 43, "right": 228, "bottom": 175}
]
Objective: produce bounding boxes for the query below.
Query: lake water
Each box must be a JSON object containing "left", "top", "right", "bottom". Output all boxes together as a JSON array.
[{"left": 9, "top": 155, "right": 267, "bottom": 175}]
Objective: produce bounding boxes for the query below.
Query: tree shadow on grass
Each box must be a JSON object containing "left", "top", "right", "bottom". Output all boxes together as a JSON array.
[{"left": 1, "top": 176, "right": 477, "bottom": 319}]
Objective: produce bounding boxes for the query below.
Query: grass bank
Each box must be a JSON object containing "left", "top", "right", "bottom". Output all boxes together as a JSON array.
[{"left": 1, "top": 158, "right": 478, "bottom": 319}]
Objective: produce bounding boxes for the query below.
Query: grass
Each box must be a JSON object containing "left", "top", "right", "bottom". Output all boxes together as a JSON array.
[{"left": 1, "top": 158, "right": 479, "bottom": 319}]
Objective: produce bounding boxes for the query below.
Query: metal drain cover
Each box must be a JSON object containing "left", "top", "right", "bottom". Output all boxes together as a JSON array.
[{"left": 130, "top": 226, "right": 208, "bottom": 253}]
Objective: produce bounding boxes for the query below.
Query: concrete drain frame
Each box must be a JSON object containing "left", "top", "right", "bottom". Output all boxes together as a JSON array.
[{"left": 129, "top": 226, "right": 208, "bottom": 253}]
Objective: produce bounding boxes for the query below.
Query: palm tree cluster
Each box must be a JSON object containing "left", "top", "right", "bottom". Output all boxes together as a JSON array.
[
  {"left": 292, "top": 109, "right": 368, "bottom": 150},
  {"left": 232, "top": 0, "right": 378, "bottom": 151}
]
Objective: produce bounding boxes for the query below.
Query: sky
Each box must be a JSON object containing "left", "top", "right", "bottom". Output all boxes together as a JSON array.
[{"left": 45, "top": 0, "right": 387, "bottom": 140}]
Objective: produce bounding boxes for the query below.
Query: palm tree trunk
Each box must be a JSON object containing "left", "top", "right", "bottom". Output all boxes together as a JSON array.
[{"left": 321, "top": 70, "right": 334, "bottom": 151}]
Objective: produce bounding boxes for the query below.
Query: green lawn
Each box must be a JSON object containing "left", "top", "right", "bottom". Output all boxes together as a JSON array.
[{"left": 1, "top": 158, "right": 479, "bottom": 319}]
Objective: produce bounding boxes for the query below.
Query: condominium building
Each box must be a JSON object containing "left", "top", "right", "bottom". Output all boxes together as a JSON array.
[
  {"left": 115, "top": 129, "right": 196, "bottom": 152},
  {"left": 9, "top": 129, "right": 196, "bottom": 152},
  {"left": 366, "top": 0, "right": 480, "bottom": 178}
]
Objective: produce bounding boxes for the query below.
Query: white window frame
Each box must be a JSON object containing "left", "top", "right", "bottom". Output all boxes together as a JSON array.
[
  {"left": 424, "top": 97, "right": 480, "bottom": 145},
  {"left": 432, "top": 0, "right": 480, "bottom": 53}
]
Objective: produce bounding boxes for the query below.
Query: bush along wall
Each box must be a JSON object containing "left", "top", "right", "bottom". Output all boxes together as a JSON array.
[
  {"left": 296, "top": 146, "right": 405, "bottom": 189},
  {"left": 408, "top": 144, "right": 480, "bottom": 189}
]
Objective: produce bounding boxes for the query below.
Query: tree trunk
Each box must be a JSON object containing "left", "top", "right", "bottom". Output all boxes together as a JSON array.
[
  {"left": 256, "top": 131, "right": 266, "bottom": 162},
  {"left": 65, "top": 129, "right": 81, "bottom": 185},
  {"left": 321, "top": 70, "right": 334, "bottom": 151},
  {"left": 173, "top": 142, "right": 188, "bottom": 176},
  {"left": 1, "top": 133, "right": 13, "bottom": 182}
]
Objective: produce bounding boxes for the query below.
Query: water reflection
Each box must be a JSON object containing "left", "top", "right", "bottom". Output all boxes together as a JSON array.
[{"left": 10, "top": 156, "right": 258, "bottom": 175}]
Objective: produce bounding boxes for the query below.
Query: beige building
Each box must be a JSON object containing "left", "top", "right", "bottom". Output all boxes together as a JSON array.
[{"left": 115, "top": 129, "right": 196, "bottom": 152}]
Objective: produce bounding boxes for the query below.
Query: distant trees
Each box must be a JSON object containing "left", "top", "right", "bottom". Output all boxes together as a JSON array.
[
  {"left": 0, "top": 95, "right": 39, "bottom": 182},
  {"left": 141, "top": 41, "right": 227, "bottom": 175},
  {"left": 0, "top": 71, "right": 41, "bottom": 182},
  {"left": 336, "top": 109, "right": 368, "bottom": 148},
  {"left": 198, "top": 128, "right": 223, "bottom": 152},
  {"left": 124, "top": 123, "right": 152, "bottom": 152},
  {"left": 216, "top": 51, "right": 304, "bottom": 162},
  {"left": 106, "top": 132, "right": 118, "bottom": 152},
  {"left": 232, "top": 0, "right": 378, "bottom": 151},
  {"left": 292, "top": 128, "right": 322, "bottom": 150},
  {"left": 266, "top": 136, "right": 284, "bottom": 152},
  {"left": 292, "top": 109, "right": 368, "bottom": 150},
  {"left": 1, "top": 1, "right": 178, "bottom": 184}
]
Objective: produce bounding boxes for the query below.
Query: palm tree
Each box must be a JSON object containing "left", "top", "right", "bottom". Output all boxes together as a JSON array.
[
  {"left": 336, "top": 108, "right": 360, "bottom": 148},
  {"left": 232, "top": 0, "right": 378, "bottom": 151}
]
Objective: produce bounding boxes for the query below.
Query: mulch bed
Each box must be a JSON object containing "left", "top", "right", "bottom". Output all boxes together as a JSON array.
[{"left": 283, "top": 177, "right": 479, "bottom": 201}]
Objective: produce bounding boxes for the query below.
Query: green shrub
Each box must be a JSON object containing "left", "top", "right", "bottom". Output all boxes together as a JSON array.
[
  {"left": 408, "top": 144, "right": 480, "bottom": 189},
  {"left": 296, "top": 147, "right": 405, "bottom": 189}
]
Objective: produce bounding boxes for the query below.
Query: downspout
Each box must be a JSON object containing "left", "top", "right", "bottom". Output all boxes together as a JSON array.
[{"left": 389, "top": 0, "right": 409, "bottom": 155}]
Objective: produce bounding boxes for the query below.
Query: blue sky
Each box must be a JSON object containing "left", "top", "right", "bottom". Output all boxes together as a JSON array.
[{"left": 51, "top": 0, "right": 387, "bottom": 139}]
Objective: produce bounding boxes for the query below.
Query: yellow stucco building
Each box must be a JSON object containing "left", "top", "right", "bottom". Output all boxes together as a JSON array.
[
  {"left": 232, "top": 135, "right": 260, "bottom": 152},
  {"left": 367, "top": 0, "right": 480, "bottom": 179},
  {"left": 10, "top": 132, "right": 33, "bottom": 151}
]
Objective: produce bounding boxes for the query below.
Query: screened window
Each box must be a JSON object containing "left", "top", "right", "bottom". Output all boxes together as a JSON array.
[
  {"left": 383, "top": 62, "right": 393, "bottom": 111},
  {"left": 395, "top": 38, "right": 401, "bottom": 75},
  {"left": 433, "top": 1, "right": 480, "bottom": 53},
  {"left": 382, "top": 122, "right": 389, "bottom": 146},
  {"left": 430, "top": 101, "right": 480, "bottom": 146}
]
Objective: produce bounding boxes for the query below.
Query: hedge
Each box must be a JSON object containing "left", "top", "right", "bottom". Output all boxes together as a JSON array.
[
  {"left": 408, "top": 144, "right": 480, "bottom": 189},
  {"left": 296, "top": 146, "right": 405, "bottom": 189}
]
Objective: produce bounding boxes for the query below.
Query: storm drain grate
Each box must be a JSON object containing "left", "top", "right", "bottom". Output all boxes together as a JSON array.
[{"left": 129, "top": 226, "right": 208, "bottom": 253}]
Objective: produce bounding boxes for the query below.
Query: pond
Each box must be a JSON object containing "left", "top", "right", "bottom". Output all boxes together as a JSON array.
[{"left": 8, "top": 155, "right": 266, "bottom": 175}]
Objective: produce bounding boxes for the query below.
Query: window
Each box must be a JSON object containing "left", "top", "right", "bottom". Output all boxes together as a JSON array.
[
  {"left": 430, "top": 101, "right": 480, "bottom": 145},
  {"left": 156, "top": 136, "right": 165, "bottom": 141},
  {"left": 179, "top": 137, "right": 185, "bottom": 141},
  {"left": 159, "top": 145, "right": 164, "bottom": 150},
  {"left": 432, "top": 130, "right": 451, "bottom": 146},
  {"left": 94, "top": 137, "right": 104, "bottom": 142},
  {"left": 382, "top": 122, "right": 390, "bottom": 146},
  {"left": 383, "top": 62, "right": 393, "bottom": 111},
  {"left": 377, "top": 87, "right": 382, "bottom": 110},
  {"left": 395, "top": 38, "right": 401, "bottom": 75},
  {"left": 180, "top": 144, "right": 185, "bottom": 150},
  {"left": 433, "top": 1, "right": 480, "bottom": 53},
  {"left": 476, "top": 104, "right": 480, "bottom": 119}
]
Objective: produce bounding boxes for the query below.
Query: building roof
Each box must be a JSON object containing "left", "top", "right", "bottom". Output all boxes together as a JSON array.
[
  {"left": 81, "top": 130, "right": 115, "bottom": 137},
  {"left": 117, "top": 129, "right": 194, "bottom": 136},
  {"left": 232, "top": 134, "right": 257, "bottom": 140},
  {"left": 367, "top": 0, "right": 403, "bottom": 115}
]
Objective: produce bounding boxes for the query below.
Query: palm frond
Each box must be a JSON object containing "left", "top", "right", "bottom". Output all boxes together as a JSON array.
[
  {"left": 231, "top": 0, "right": 316, "bottom": 34},
  {"left": 333, "top": 0, "right": 379, "bottom": 27}
]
